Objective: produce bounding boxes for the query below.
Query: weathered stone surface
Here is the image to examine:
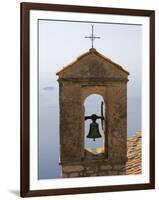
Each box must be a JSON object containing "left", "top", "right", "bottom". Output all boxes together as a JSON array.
[
  {"left": 118, "top": 171, "right": 126, "bottom": 175},
  {"left": 113, "top": 164, "right": 125, "bottom": 170},
  {"left": 63, "top": 165, "right": 84, "bottom": 173},
  {"left": 86, "top": 170, "right": 95, "bottom": 174},
  {"left": 89, "top": 173, "right": 97, "bottom": 177},
  {"left": 57, "top": 48, "right": 129, "bottom": 178},
  {"left": 63, "top": 173, "right": 69, "bottom": 178},
  {"left": 79, "top": 172, "right": 84, "bottom": 176},
  {"left": 57, "top": 48, "right": 129, "bottom": 80},
  {"left": 69, "top": 172, "right": 79, "bottom": 177},
  {"left": 98, "top": 171, "right": 110, "bottom": 176},
  {"left": 108, "top": 170, "right": 118, "bottom": 175},
  {"left": 100, "top": 165, "right": 112, "bottom": 170},
  {"left": 85, "top": 166, "right": 93, "bottom": 171}
]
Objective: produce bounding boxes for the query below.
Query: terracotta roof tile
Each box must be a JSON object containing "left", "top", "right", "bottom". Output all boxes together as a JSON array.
[{"left": 126, "top": 131, "right": 142, "bottom": 175}]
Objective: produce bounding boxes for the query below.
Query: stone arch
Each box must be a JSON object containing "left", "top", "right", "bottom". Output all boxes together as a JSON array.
[
  {"left": 81, "top": 86, "right": 106, "bottom": 104},
  {"left": 80, "top": 86, "right": 108, "bottom": 158},
  {"left": 82, "top": 92, "right": 106, "bottom": 159}
]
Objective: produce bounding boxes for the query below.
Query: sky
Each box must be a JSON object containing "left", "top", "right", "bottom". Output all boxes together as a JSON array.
[
  {"left": 39, "top": 20, "right": 142, "bottom": 97},
  {"left": 38, "top": 19, "right": 142, "bottom": 179}
]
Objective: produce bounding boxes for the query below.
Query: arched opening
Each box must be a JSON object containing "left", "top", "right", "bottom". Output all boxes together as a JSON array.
[{"left": 84, "top": 94, "right": 105, "bottom": 158}]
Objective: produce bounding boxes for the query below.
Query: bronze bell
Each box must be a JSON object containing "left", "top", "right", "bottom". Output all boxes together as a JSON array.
[
  {"left": 85, "top": 114, "right": 103, "bottom": 141},
  {"left": 87, "top": 121, "right": 102, "bottom": 141}
]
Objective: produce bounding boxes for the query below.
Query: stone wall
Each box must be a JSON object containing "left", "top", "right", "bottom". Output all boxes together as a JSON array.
[
  {"left": 62, "top": 162, "right": 126, "bottom": 178},
  {"left": 57, "top": 48, "right": 129, "bottom": 178},
  {"left": 58, "top": 80, "right": 127, "bottom": 177},
  {"left": 59, "top": 81, "right": 84, "bottom": 161}
]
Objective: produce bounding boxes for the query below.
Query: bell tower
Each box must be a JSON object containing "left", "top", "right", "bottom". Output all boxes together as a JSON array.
[{"left": 56, "top": 47, "right": 129, "bottom": 178}]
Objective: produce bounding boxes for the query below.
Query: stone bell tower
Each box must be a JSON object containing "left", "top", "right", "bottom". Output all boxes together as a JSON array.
[{"left": 56, "top": 48, "right": 129, "bottom": 178}]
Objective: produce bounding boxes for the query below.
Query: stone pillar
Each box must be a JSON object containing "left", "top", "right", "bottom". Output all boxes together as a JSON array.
[
  {"left": 59, "top": 81, "right": 84, "bottom": 162},
  {"left": 106, "top": 83, "right": 127, "bottom": 174}
]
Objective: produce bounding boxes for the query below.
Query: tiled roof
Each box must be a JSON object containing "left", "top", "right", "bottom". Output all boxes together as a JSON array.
[{"left": 126, "top": 131, "right": 142, "bottom": 175}]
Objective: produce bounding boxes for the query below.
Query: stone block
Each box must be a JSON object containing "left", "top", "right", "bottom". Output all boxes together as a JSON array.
[
  {"left": 98, "top": 171, "right": 109, "bottom": 176},
  {"left": 108, "top": 170, "right": 118, "bottom": 175},
  {"left": 79, "top": 172, "right": 84, "bottom": 176},
  {"left": 69, "top": 172, "right": 79, "bottom": 177},
  {"left": 89, "top": 173, "right": 97, "bottom": 177},
  {"left": 63, "top": 165, "right": 84, "bottom": 173},
  {"left": 86, "top": 166, "right": 93, "bottom": 170},
  {"left": 113, "top": 164, "right": 125, "bottom": 170},
  {"left": 86, "top": 170, "right": 95, "bottom": 174},
  {"left": 63, "top": 173, "right": 69, "bottom": 178},
  {"left": 100, "top": 165, "right": 112, "bottom": 170},
  {"left": 118, "top": 171, "right": 126, "bottom": 175}
]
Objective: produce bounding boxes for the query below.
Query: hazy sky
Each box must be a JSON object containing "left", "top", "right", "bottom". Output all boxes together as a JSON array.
[
  {"left": 38, "top": 19, "right": 142, "bottom": 179},
  {"left": 39, "top": 20, "right": 142, "bottom": 97}
]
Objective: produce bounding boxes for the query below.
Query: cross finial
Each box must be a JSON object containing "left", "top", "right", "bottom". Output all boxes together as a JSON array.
[{"left": 84, "top": 25, "right": 100, "bottom": 48}]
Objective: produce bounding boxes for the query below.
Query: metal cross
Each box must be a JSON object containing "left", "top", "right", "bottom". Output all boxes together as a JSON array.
[{"left": 85, "top": 25, "right": 100, "bottom": 48}]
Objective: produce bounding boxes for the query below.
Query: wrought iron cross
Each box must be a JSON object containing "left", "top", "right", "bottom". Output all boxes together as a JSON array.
[{"left": 85, "top": 25, "right": 100, "bottom": 48}]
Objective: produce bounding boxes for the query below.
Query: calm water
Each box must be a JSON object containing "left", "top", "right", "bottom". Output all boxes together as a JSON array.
[{"left": 38, "top": 92, "right": 141, "bottom": 179}]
